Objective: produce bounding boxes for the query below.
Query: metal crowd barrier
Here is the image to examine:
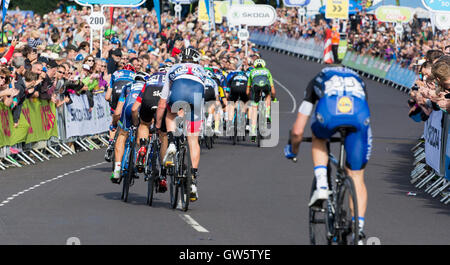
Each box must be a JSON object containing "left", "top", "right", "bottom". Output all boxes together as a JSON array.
[
  {"left": 0, "top": 93, "right": 111, "bottom": 171},
  {"left": 410, "top": 111, "right": 450, "bottom": 204},
  {"left": 250, "top": 31, "right": 324, "bottom": 63}
]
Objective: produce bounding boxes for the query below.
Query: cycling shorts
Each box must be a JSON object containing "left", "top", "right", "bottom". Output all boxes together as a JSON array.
[
  {"left": 311, "top": 96, "right": 372, "bottom": 170},
  {"left": 138, "top": 84, "right": 162, "bottom": 123},
  {"left": 204, "top": 86, "right": 216, "bottom": 102},
  {"left": 168, "top": 78, "right": 204, "bottom": 133},
  {"left": 119, "top": 102, "right": 133, "bottom": 131},
  {"left": 229, "top": 84, "right": 249, "bottom": 103}
]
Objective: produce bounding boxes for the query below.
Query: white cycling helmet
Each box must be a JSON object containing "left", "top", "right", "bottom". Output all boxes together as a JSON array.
[{"left": 253, "top": 59, "right": 266, "bottom": 68}]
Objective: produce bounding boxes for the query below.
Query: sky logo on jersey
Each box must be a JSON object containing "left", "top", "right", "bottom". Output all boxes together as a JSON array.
[{"left": 336, "top": 96, "right": 354, "bottom": 114}]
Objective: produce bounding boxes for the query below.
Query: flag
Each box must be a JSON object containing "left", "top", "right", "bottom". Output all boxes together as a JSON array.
[
  {"left": 109, "top": 7, "right": 114, "bottom": 26},
  {"left": 2, "top": 0, "right": 10, "bottom": 25},
  {"left": 153, "top": 0, "right": 161, "bottom": 32},
  {"left": 204, "top": 0, "right": 210, "bottom": 21}
]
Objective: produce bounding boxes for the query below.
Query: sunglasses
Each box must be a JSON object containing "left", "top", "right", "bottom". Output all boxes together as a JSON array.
[
  {"left": 58, "top": 71, "right": 65, "bottom": 74},
  {"left": 87, "top": 59, "right": 94, "bottom": 62}
]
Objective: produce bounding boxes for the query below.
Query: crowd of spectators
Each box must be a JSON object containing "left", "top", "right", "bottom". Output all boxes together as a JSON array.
[
  {"left": 0, "top": 4, "right": 260, "bottom": 130},
  {"left": 254, "top": 7, "right": 450, "bottom": 70}
]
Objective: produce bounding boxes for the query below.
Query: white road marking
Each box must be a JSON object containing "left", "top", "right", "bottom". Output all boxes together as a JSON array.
[
  {"left": 274, "top": 79, "right": 297, "bottom": 113},
  {"left": 0, "top": 162, "right": 106, "bottom": 208},
  {"left": 179, "top": 214, "right": 210, "bottom": 233}
]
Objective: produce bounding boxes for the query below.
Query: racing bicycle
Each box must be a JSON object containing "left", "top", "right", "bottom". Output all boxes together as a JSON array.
[{"left": 301, "top": 127, "right": 360, "bottom": 245}]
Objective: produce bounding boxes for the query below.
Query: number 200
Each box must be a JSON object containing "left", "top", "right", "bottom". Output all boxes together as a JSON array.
[{"left": 90, "top": 17, "right": 104, "bottom": 25}]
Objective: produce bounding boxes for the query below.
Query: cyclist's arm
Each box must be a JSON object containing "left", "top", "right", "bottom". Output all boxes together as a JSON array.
[
  {"left": 290, "top": 79, "right": 318, "bottom": 154},
  {"left": 268, "top": 70, "right": 275, "bottom": 98},
  {"left": 246, "top": 72, "right": 253, "bottom": 96}
]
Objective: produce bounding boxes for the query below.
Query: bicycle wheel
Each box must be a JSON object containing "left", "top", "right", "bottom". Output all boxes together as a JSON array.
[
  {"left": 169, "top": 167, "right": 179, "bottom": 209},
  {"left": 179, "top": 144, "right": 192, "bottom": 212},
  {"left": 309, "top": 178, "right": 332, "bottom": 245},
  {"left": 147, "top": 143, "right": 159, "bottom": 206},
  {"left": 233, "top": 109, "right": 237, "bottom": 145},
  {"left": 335, "top": 176, "right": 359, "bottom": 245},
  {"left": 122, "top": 138, "right": 136, "bottom": 203}
]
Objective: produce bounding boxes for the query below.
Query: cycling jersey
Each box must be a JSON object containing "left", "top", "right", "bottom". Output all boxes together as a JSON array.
[
  {"left": 227, "top": 71, "right": 249, "bottom": 102},
  {"left": 109, "top": 69, "right": 135, "bottom": 113},
  {"left": 247, "top": 67, "right": 273, "bottom": 102},
  {"left": 204, "top": 76, "right": 219, "bottom": 102},
  {"left": 161, "top": 63, "right": 207, "bottom": 133},
  {"left": 302, "top": 67, "right": 372, "bottom": 170},
  {"left": 118, "top": 81, "right": 145, "bottom": 131},
  {"left": 137, "top": 72, "right": 166, "bottom": 123}
]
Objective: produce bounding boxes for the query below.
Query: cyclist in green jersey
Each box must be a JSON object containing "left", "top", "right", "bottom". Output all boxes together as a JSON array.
[{"left": 246, "top": 59, "right": 276, "bottom": 139}]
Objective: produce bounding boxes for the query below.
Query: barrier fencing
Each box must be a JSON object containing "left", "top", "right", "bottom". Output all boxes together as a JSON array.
[
  {"left": 250, "top": 31, "right": 418, "bottom": 93},
  {"left": 410, "top": 110, "right": 450, "bottom": 204},
  {"left": 0, "top": 93, "right": 112, "bottom": 170}
]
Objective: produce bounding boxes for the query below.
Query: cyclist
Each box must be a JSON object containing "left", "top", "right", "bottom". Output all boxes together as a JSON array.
[
  {"left": 246, "top": 59, "right": 276, "bottom": 141},
  {"left": 204, "top": 70, "right": 221, "bottom": 133},
  {"left": 284, "top": 66, "right": 371, "bottom": 242},
  {"left": 110, "top": 72, "right": 147, "bottom": 183},
  {"left": 155, "top": 48, "right": 207, "bottom": 202},
  {"left": 131, "top": 68, "right": 169, "bottom": 192},
  {"left": 226, "top": 64, "right": 249, "bottom": 132},
  {"left": 104, "top": 64, "right": 136, "bottom": 162}
]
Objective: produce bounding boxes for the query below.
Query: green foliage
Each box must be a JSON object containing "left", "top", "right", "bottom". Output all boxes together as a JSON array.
[{"left": 9, "top": 0, "right": 60, "bottom": 15}]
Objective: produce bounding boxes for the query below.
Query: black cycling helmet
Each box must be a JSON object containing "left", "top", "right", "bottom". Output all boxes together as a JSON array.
[
  {"left": 181, "top": 48, "right": 201, "bottom": 63},
  {"left": 134, "top": 71, "right": 150, "bottom": 82}
]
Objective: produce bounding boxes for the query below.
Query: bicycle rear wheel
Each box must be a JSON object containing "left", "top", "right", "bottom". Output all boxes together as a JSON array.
[
  {"left": 122, "top": 141, "right": 135, "bottom": 203},
  {"left": 233, "top": 109, "right": 237, "bottom": 145},
  {"left": 169, "top": 173, "right": 178, "bottom": 209},
  {"left": 335, "top": 176, "right": 359, "bottom": 245},
  {"left": 309, "top": 178, "right": 332, "bottom": 245},
  {"left": 147, "top": 142, "right": 159, "bottom": 206},
  {"left": 179, "top": 145, "right": 192, "bottom": 212}
]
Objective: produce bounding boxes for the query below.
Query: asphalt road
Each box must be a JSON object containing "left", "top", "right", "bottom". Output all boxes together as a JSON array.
[{"left": 0, "top": 49, "right": 448, "bottom": 245}]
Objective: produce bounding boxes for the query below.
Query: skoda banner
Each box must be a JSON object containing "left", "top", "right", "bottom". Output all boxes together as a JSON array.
[
  {"left": 424, "top": 111, "right": 444, "bottom": 176},
  {"left": 227, "top": 4, "right": 277, "bottom": 26}
]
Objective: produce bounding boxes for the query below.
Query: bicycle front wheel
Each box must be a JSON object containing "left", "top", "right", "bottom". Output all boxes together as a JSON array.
[
  {"left": 169, "top": 166, "right": 178, "bottom": 209},
  {"left": 336, "top": 176, "right": 359, "bottom": 245},
  {"left": 179, "top": 145, "right": 192, "bottom": 212},
  {"left": 122, "top": 141, "right": 136, "bottom": 203},
  {"left": 309, "top": 178, "right": 332, "bottom": 245}
]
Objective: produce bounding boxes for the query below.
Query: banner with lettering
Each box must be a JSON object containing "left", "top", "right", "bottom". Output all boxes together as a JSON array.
[
  {"left": 0, "top": 98, "right": 58, "bottom": 148},
  {"left": 424, "top": 110, "right": 444, "bottom": 176},
  {"left": 64, "top": 93, "right": 111, "bottom": 138}
]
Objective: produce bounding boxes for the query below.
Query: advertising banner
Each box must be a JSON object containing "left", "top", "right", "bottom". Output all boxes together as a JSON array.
[
  {"left": 64, "top": 93, "right": 112, "bottom": 138},
  {"left": 227, "top": 4, "right": 277, "bottom": 26},
  {"left": 199, "top": 0, "right": 223, "bottom": 23},
  {"left": 424, "top": 110, "right": 444, "bottom": 176},
  {"left": 282, "top": 0, "right": 310, "bottom": 7},
  {"left": 0, "top": 99, "right": 58, "bottom": 148},
  {"left": 422, "top": 0, "right": 450, "bottom": 13},
  {"left": 375, "top": 5, "right": 414, "bottom": 23}
]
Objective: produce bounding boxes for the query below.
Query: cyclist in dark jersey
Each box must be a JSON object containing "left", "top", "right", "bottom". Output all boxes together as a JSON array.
[
  {"left": 104, "top": 64, "right": 136, "bottom": 162},
  {"left": 131, "top": 68, "right": 169, "bottom": 192},
  {"left": 226, "top": 66, "right": 249, "bottom": 128}
]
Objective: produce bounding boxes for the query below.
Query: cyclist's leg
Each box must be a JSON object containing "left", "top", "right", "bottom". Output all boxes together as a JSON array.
[
  {"left": 309, "top": 118, "right": 333, "bottom": 206},
  {"left": 113, "top": 128, "right": 129, "bottom": 180},
  {"left": 344, "top": 124, "right": 372, "bottom": 231}
]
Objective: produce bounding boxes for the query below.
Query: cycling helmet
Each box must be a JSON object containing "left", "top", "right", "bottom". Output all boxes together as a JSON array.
[
  {"left": 180, "top": 48, "right": 201, "bottom": 63},
  {"left": 134, "top": 71, "right": 149, "bottom": 82},
  {"left": 253, "top": 59, "right": 266, "bottom": 68},
  {"left": 158, "top": 64, "right": 170, "bottom": 72},
  {"left": 123, "top": 64, "right": 136, "bottom": 73},
  {"left": 206, "top": 70, "right": 215, "bottom": 79}
]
